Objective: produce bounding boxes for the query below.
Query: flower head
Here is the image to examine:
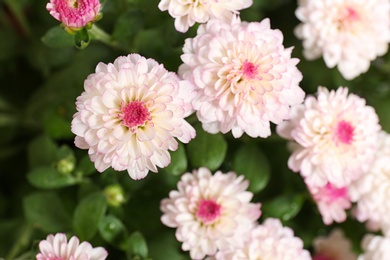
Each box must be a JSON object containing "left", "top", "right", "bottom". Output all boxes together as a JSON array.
[
  {"left": 349, "top": 132, "right": 390, "bottom": 233},
  {"left": 308, "top": 182, "right": 352, "bottom": 225},
  {"left": 179, "top": 17, "right": 304, "bottom": 138},
  {"left": 295, "top": 0, "right": 390, "bottom": 80},
  {"left": 277, "top": 86, "right": 380, "bottom": 188},
  {"left": 160, "top": 167, "right": 261, "bottom": 259},
  {"left": 46, "top": 0, "right": 101, "bottom": 30},
  {"left": 216, "top": 218, "right": 311, "bottom": 260},
  {"left": 313, "top": 229, "right": 357, "bottom": 260},
  {"left": 71, "top": 54, "right": 196, "bottom": 180},
  {"left": 358, "top": 234, "right": 390, "bottom": 260},
  {"left": 158, "top": 0, "right": 252, "bottom": 33},
  {"left": 36, "top": 233, "right": 107, "bottom": 260}
]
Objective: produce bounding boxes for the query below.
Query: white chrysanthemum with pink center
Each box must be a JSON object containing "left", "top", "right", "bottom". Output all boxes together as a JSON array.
[
  {"left": 358, "top": 234, "right": 390, "bottom": 260},
  {"left": 158, "top": 0, "right": 252, "bottom": 33},
  {"left": 295, "top": 0, "right": 390, "bottom": 80},
  {"left": 46, "top": 0, "right": 101, "bottom": 29},
  {"left": 277, "top": 86, "right": 380, "bottom": 188},
  {"left": 160, "top": 167, "right": 261, "bottom": 259},
  {"left": 349, "top": 132, "right": 390, "bottom": 233},
  {"left": 179, "top": 17, "right": 304, "bottom": 138},
  {"left": 313, "top": 229, "right": 357, "bottom": 260},
  {"left": 71, "top": 54, "right": 196, "bottom": 180},
  {"left": 216, "top": 218, "right": 311, "bottom": 260},
  {"left": 36, "top": 233, "right": 108, "bottom": 260},
  {"left": 308, "top": 182, "right": 351, "bottom": 225}
]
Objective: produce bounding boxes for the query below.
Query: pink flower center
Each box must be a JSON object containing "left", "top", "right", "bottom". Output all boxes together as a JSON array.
[
  {"left": 316, "top": 183, "right": 349, "bottom": 204},
  {"left": 119, "top": 101, "right": 151, "bottom": 130},
  {"left": 345, "top": 6, "right": 360, "bottom": 21},
  {"left": 335, "top": 120, "right": 354, "bottom": 144},
  {"left": 338, "top": 6, "right": 360, "bottom": 29},
  {"left": 196, "top": 199, "right": 222, "bottom": 224},
  {"left": 314, "top": 255, "right": 333, "bottom": 260},
  {"left": 242, "top": 60, "right": 258, "bottom": 79}
]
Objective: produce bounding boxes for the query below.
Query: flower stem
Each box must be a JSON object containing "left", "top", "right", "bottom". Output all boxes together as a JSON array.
[
  {"left": 89, "top": 25, "right": 134, "bottom": 53},
  {"left": 4, "top": 0, "right": 32, "bottom": 38}
]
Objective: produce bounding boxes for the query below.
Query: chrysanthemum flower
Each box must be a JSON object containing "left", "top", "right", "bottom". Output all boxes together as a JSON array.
[
  {"left": 179, "top": 17, "right": 304, "bottom": 138},
  {"left": 46, "top": 0, "right": 101, "bottom": 30},
  {"left": 160, "top": 167, "right": 261, "bottom": 259},
  {"left": 36, "top": 233, "right": 108, "bottom": 260},
  {"left": 308, "top": 182, "right": 351, "bottom": 225},
  {"left": 349, "top": 132, "right": 390, "bottom": 233},
  {"left": 71, "top": 54, "right": 196, "bottom": 180},
  {"left": 358, "top": 234, "right": 390, "bottom": 260},
  {"left": 216, "top": 218, "right": 311, "bottom": 260},
  {"left": 295, "top": 0, "right": 390, "bottom": 80},
  {"left": 277, "top": 86, "right": 380, "bottom": 188},
  {"left": 158, "top": 0, "right": 252, "bottom": 33},
  {"left": 313, "top": 229, "right": 357, "bottom": 260}
]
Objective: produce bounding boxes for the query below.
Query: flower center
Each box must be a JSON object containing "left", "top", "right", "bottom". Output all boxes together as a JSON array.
[
  {"left": 338, "top": 6, "right": 360, "bottom": 29},
  {"left": 196, "top": 199, "right": 221, "bottom": 224},
  {"left": 335, "top": 120, "right": 354, "bottom": 144},
  {"left": 242, "top": 60, "right": 259, "bottom": 79},
  {"left": 68, "top": 0, "right": 79, "bottom": 8},
  {"left": 316, "top": 183, "right": 349, "bottom": 204},
  {"left": 119, "top": 100, "right": 151, "bottom": 130}
]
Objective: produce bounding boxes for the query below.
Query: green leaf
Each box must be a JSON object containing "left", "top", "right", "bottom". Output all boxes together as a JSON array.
[
  {"left": 126, "top": 231, "right": 148, "bottom": 258},
  {"left": 164, "top": 142, "right": 187, "bottom": 176},
  {"left": 27, "top": 166, "right": 79, "bottom": 189},
  {"left": 23, "top": 192, "right": 72, "bottom": 232},
  {"left": 27, "top": 135, "right": 58, "bottom": 169},
  {"left": 75, "top": 155, "right": 96, "bottom": 176},
  {"left": 42, "top": 109, "right": 73, "bottom": 139},
  {"left": 98, "top": 215, "right": 127, "bottom": 248},
  {"left": 73, "top": 192, "right": 107, "bottom": 240},
  {"left": 112, "top": 10, "right": 144, "bottom": 45},
  {"left": 187, "top": 126, "right": 228, "bottom": 171},
  {"left": 232, "top": 144, "right": 270, "bottom": 193},
  {"left": 262, "top": 194, "right": 305, "bottom": 221},
  {"left": 41, "top": 26, "right": 75, "bottom": 48}
]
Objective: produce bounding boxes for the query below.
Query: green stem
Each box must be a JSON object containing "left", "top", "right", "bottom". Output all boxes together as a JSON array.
[
  {"left": 89, "top": 25, "right": 134, "bottom": 53},
  {"left": 4, "top": 0, "right": 32, "bottom": 38},
  {"left": 6, "top": 224, "right": 34, "bottom": 260}
]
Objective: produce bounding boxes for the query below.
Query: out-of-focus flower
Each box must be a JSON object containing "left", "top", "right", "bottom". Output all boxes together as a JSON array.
[
  {"left": 295, "top": 0, "right": 390, "bottom": 80},
  {"left": 313, "top": 229, "right": 357, "bottom": 260},
  {"left": 309, "top": 182, "right": 351, "bottom": 225},
  {"left": 216, "top": 218, "right": 311, "bottom": 260},
  {"left": 36, "top": 233, "right": 108, "bottom": 260},
  {"left": 46, "top": 0, "right": 101, "bottom": 30},
  {"left": 349, "top": 132, "right": 390, "bottom": 233},
  {"left": 158, "top": 0, "right": 252, "bottom": 33},
  {"left": 71, "top": 54, "right": 196, "bottom": 180},
  {"left": 160, "top": 167, "right": 261, "bottom": 259},
  {"left": 179, "top": 17, "right": 304, "bottom": 138},
  {"left": 358, "top": 234, "right": 390, "bottom": 260},
  {"left": 277, "top": 86, "right": 380, "bottom": 189}
]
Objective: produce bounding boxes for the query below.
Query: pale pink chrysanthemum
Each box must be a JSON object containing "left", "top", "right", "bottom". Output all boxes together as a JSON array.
[
  {"left": 358, "top": 234, "right": 390, "bottom": 260},
  {"left": 46, "top": 0, "right": 101, "bottom": 30},
  {"left": 313, "top": 229, "right": 357, "bottom": 260},
  {"left": 277, "top": 86, "right": 380, "bottom": 188},
  {"left": 71, "top": 54, "right": 196, "bottom": 180},
  {"left": 160, "top": 167, "right": 261, "bottom": 259},
  {"left": 295, "top": 0, "right": 390, "bottom": 80},
  {"left": 216, "top": 218, "right": 311, "bottom": 260},
  {"left": 36, "top": 233, "right": 108, "bottom": 260},
  {"left": 179, "top": 17, "right": 304, "bottom": 138},
  {"left": 158, "top": 0, "right": 252, "bottom": 33},
  {"left": 349, "top": 132, "right": 390, "bottom": 233},
  {"left": 308, "top": 182, "right": 352, "bottom": 225}
]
